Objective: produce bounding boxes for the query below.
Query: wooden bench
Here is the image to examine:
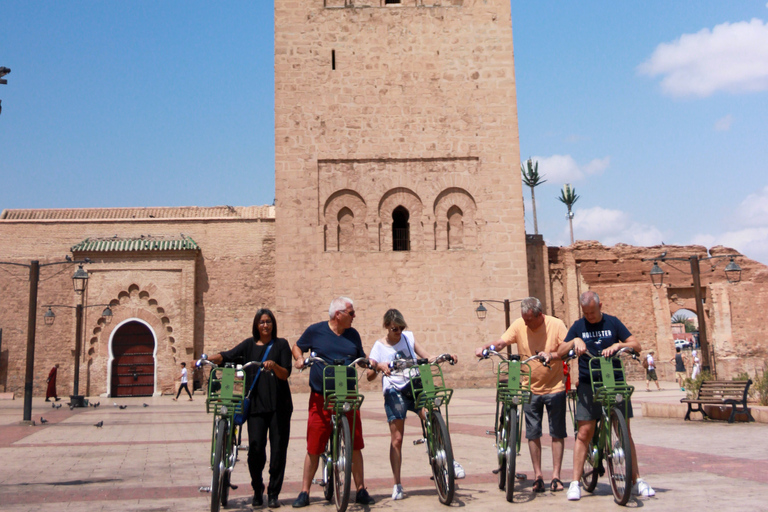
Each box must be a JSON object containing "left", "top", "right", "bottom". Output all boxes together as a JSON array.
[{"left": 681, "top": 380, "right": 755, "bottom": 423}]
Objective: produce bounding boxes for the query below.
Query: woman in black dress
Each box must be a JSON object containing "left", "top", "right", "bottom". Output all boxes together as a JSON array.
[{"left": 208, "top": 308, "right": 293, "bottom": 508}]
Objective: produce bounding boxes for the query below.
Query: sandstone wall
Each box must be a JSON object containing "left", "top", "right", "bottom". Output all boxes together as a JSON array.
[
  {"left": 275, "top": 0, "right": 528, "bottom": 390},
  {"left": 0, "top": 212, "right": 275, "bottom": 397}
]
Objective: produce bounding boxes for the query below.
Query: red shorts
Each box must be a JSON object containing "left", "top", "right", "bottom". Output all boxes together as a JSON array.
[{"left": 307, "top": 391, "right": 365, "bottom": 455}]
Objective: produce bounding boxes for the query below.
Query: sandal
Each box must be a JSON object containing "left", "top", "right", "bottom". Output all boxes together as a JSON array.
[
  {"left": 551, "top": 478, "right": 564, "bottom": 492},
  {"left": 532, "top": 477, "right": 545, "bottom": 493}
]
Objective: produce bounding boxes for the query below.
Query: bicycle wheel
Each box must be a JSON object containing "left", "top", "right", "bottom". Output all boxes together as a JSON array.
[
  {"left": 430, "top": 410, "right": 455, "bottom": 505},
  {"left": 505, "top": 407, "right": 517, "bottom": 503},
  {"left": 607, "top": 407, "right": 633, "bottom": 505},
  {"left": 581, "top": 420, "right": 600, "bottom": 493},
  {"left": 221, "top": 470, "right": 230, "bottom": 507},
  {"left": 322, "top": 452, "right": 334, "bottom": 502},
  {"left": 333, "top": 415, "right": 352, "bottom": 512},
  {"left": 211, "top": 419, "right": 227, "bottom": 512},
  {"left": 496, "top": 405, "right": 508, "bottom": 490}
]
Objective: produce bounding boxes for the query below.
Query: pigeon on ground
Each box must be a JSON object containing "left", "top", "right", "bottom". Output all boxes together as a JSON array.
[
  {"left": 94, "top": 421, "right": 104, "bottom": 428},
  {"left": 30, "top": 420, "right": 36, "bottom": 426},
  {"left": 40, "top": 417, "right": 48, "bottom": 424},
  {"left": 54, "top": 403, "right": 62, "bottom": 409},
  {"left": 118, "top": 405, "right": 128, "bottom": 410},
  {"left": 143, "top": 403, "right": 149, "bottom": 407},
  {"left": 69, "top": 405, "right": 74, "bottom": 410},
  {"left": 51, "top": 401, "right": 56, "bottom": 408},
  {"left": 92, "top": 402, "right": 100, "bottom": 407}
]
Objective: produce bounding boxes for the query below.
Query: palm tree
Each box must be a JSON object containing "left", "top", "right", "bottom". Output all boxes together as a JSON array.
[
  {"left": 521, "top": 158, "right": 546, "bottom": 235},
  {"left": 558, "top": 183, "right": 579, "bottom": 245}
]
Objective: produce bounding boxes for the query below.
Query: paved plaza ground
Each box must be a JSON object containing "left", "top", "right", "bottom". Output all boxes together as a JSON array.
[{"left": 1, "top": 383, "right": 767, "bottom": 512}]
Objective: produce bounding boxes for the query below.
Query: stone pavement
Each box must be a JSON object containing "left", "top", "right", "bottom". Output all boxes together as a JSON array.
[{"left": 1, "top": 383, "right": 767, "bottom": 512}]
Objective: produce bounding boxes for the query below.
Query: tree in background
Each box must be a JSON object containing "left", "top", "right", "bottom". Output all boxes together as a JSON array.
[
  {"left": 558, "top": 183, "right": 579, "bottom": 245},
  {"left": 521, "top": 158, "right": 546, "bottom": 235}
]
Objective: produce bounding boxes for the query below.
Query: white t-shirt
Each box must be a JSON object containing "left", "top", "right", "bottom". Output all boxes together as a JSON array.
[
  {"left": 181, "top": 367, "right": 188, "bottom": 384},
  {"left": 369, "top": 331, "right": 419, "bottom": 393},
  {"left": 646, "top": 354, "right": 655, "bottom": 370}
]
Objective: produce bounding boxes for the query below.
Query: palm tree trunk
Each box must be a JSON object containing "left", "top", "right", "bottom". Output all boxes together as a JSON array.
[{"left": 531, "top": 186, "right": 539, "bottom": 235}]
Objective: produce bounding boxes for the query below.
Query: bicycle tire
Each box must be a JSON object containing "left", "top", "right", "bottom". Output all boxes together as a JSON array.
[
  {"left": 430, "top": 410, "right": 455, "bottom": 505},
  {"left": 211, "top": 419, "right": 227, "bottom": 512},
  {"left": 320, "top": 454, "right": 333, "bottom": 501},
  {"left": 607, "top": 407, "right": 633, "bottom": 505},
  {"left": 221, "top": 470, "right": 230, "bottom": 507},
  {"left": 333, "top": 415, "right": 352, "bottom": 512},
  {"left": 505, "top": 407, "right": 517, "bottom": 503},
  {"left": 581, "top": 419, "right": 600, "bottom": 493},
  {"left": 497, "top": 406, "right": 507, "bottom": 490}
]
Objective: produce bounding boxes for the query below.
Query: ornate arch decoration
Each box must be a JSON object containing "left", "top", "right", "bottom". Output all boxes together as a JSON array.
[
  {"left": 378, "top": 188, "right": 424, "bottom": 251},
  {"left": 433, "top": 187, "right": 478, "bottom": 250},
  {"left": 323, "top": 189, "right": 368, "bottom": 252}
]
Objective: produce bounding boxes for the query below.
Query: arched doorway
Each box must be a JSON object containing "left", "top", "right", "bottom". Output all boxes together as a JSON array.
[{"left": 110, "top": 320, "right": 156, "bottom": 397}]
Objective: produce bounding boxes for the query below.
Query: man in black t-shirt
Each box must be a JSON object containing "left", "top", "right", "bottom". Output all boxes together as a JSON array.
[{"left": 558, "top": 291, "right": 655, "bottom": 501}]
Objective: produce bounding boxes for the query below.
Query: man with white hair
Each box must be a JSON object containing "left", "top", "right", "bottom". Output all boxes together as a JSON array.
[
  {"left": 559, "top": 291, "right": 655, "bottom": 501},
  {"left": 291, "top": 297, "right": 375, "bottom": 508},
  {"left": 475, "top": 297, "right": 568, "bottom": 493}
]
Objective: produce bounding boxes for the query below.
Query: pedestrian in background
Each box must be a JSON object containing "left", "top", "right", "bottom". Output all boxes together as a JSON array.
[
  {"left": 45, "top": 364, "right": 60, "bottom": 402},
  {"left": 173, "top": 362, "right": 193, "bottom": 401}
]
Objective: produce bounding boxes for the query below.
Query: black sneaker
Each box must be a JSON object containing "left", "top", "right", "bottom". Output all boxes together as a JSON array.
[
  {"left": 252, "top": 492, "right": 263, "bottom": 507},
  {"left": 355, "top": 488, "right": 375, "bottom": 505},
  {"left": 268, "top": 496, "right": 281, "bottom": 508},
  {"left": 292, "top": 492, "right": 309, "bottom": 508}
]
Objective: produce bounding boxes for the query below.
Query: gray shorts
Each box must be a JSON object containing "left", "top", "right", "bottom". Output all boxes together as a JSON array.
[
  {"left": 646, "top": 369, "right": 658, "bottom": 381},
  {"left": 523, "top": 390, "right": 567, "bottom": 440},
  {"left": 575, "top": 383, "right": 633, "bottom": 422}
]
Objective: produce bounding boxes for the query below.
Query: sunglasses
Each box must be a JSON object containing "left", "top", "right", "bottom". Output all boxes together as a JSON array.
[{"left": 389, "top": 326, "right": 403, "bottom": 333}]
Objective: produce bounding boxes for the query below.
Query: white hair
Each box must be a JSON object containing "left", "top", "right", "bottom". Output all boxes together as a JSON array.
[
  {"left": 580, "top": 290, "right": 600, "bottom": 307},
  {"left": 520, "top": 297, "right": 543, "bottom": 316},
  {"left": 329, "top": 296, "right": 353, "bottom": 318}
]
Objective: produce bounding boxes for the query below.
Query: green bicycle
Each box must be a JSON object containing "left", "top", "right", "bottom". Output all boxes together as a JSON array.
[
  {"left": 566, "top": 346, "right": 637, "bottom": 505},
  {"left": 303, "top": 353, "right": 371, "bottom": 512},
  {"left": 388, "top": 353, "right": 456, "bottom": 505},
  {"left": 479, "top": 347, "right": 548, "bottom": 502},
  {"left": 197, "top": 357, "right": 260, "bottom": 512}
]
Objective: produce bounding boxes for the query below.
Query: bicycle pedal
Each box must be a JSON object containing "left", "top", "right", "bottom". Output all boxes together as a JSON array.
[
  {"left": 311, "top": 479, "right": 327, "bottom": 486},
  {"left": 199, "top": 486, "right": 211, "bottom": 493},
  {"left": 492, "top": 468, "right": 500, "bottom": 474},
  {"left": 486, "top": 430, "right": 497, "bottom": 435},
  {"left": 413, "top": 438, "right": 426, "bottom": 445}
]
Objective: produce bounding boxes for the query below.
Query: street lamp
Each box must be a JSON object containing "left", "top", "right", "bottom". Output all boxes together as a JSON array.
[
  {"left": 643, "top": 253, "right": 742, "bottom": 377},
  {"left": 473, "top": 299, "right": 524, "bottom": 355},
  {"left": 0, "top": 257, "right": 90, "bottom": 423},
  {"left": 72, "top": 264, "right": 89, "bottom": 293}
]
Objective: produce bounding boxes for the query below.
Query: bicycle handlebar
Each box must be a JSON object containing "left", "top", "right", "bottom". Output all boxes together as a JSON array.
[
  {"left": 387, "top": 353, "right": 455, "bottom": 371},
  {"left": 564, "top": 346, "right": 638, "bottom": 361},
  {"left": 478, "top": 346, "right": 550, "bottom": 368},
  {"left": 195, "top": 355, "right": 262, "bottom": 371},
  {"left": 301, "top": 352, "right": 373, "bottom": 372}
]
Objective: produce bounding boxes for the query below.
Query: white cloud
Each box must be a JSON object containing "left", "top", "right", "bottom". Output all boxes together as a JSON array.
[
  {"left": 638, "top": 19, "right": 768, "bottom": 97},
  {"left": 567, "top": 206, "right": 665, "bottom": 246},
  {"left": 714, "top": 114, "right": 733, "bottom": 131},
  {"left": 534, "top": 154, "right": 611, "bottom": 183},
  {"left": 691, "top": 186, "right": 768, "bottom": 265}
]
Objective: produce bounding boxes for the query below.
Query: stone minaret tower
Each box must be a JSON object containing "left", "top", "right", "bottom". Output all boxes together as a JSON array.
[{"left": 274, "top": 0, "right": 527, "bottom": 384}]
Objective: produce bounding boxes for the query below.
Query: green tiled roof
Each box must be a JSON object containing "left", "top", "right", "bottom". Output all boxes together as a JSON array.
[{"left": 71, "top": 234, "right": 199, "bottom": 253}]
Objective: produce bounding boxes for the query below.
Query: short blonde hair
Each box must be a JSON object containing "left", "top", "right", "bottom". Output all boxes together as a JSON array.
[{"left": 382, "top": 308, "right": 407, "bottom": 330}]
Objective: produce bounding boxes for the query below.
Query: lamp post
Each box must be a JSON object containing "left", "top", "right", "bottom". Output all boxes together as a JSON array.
[
  {"left": 643, "top": 254, "right": 742, "bottom": 376},
  {"left": 473, "top": 299, "right": 524, "bottom": 356},
  {"left": 0, "top": 258, "right": 89, "bottom": 423}
]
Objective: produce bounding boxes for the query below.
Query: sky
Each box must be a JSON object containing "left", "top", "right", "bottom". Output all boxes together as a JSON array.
[{"left": 1, "top": 1, "right": 767, "bottom": 264}]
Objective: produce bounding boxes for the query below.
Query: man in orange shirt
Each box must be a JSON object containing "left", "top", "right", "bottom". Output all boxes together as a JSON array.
[{"left": 476, "top": 297, "right": 567, "bottom": 493}]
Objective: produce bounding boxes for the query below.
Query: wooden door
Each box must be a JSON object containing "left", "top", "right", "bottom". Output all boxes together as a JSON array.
[{"left": 111, "top": 321, "right": 155, "bottom": 397}]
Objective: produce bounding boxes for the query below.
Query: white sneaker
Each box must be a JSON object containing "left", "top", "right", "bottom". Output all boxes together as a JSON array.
[
  {"left": 632, "top": 478, "right": 655, "bottom": 497},
  {"left": 567, "top": 481, "right": 581, "bottom": 501},
  {"left": 453, "top": 460, "right": 466, "bottom": 479},
  {"left": 392, "top": 484, "right": 405, "bottom": 500}
]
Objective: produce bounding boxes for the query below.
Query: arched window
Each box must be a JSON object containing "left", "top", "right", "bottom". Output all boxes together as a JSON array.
[
  {"left": 337, "top": 207, "right": 354, "bottom": 252},
  {"left": 392, "top": 206, "right": 410, "bottom": 251},
  {"left": 447, "top": 205, "right": 464, "bottom": 249}
]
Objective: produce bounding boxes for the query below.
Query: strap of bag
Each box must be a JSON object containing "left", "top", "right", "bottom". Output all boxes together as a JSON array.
[{"left": 246, "top": 340, "right": 274, "bottom": 399}]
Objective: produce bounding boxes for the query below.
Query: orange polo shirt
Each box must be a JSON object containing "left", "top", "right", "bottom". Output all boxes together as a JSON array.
[{"left": 500, "top": 315, "right": 567, "bottom": 395}]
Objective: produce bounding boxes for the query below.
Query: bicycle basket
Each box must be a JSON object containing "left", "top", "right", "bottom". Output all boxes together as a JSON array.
[
  {"left": 588, "top": 357, "right": 634, "bottom": 415},
  {"left": 206, "top": 366, "right": 246, "bottom": 418},
  {"left": 496, "top": 360, "right": 533, "bottom": 405},
  {"left": 412, "top": 362, "right": 453, "bottom": 411},
  {"left": 322, "top": 364, "right": 365, "bottom": 413}
]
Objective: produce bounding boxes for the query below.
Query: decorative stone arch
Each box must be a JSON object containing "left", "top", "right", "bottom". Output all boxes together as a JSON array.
[
  {"left": 87, "top": 282, "right": 179, "bottom": 397},
  {"left": 433, "top": 187, "right": 478, "bottom": 250},
  {"left": 323, "top": 189, "right": 367, "bottom": 252},
  {"left": 378, "top": 187, "right": 424, "bottom": 251}
]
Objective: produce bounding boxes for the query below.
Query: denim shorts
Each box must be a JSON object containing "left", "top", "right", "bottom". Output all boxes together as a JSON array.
[
  {"left": 383, "top": 387, "right": 418, "bottom": 422},
  {"left": 523, "top": 390, "right": 567, "bottom": 440}
]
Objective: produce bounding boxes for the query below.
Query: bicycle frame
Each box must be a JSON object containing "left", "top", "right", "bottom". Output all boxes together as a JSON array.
[{"left": 494, "top": 357, "right": 533, "bottom": 457}]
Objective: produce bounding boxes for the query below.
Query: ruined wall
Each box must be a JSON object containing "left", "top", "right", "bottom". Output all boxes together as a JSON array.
[
  {"left": 275, "top": 0, "right": 528, "bottom": 388},
  {"left": 0, "top": 208, "right": 275, "bottom": 396},
  {"left": 549, "top": 241, "right": 768, "bottom": 381}
]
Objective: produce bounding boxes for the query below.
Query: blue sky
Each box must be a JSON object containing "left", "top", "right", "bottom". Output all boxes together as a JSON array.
[{"left": 2, "top": 1, "right": 767, "bottom": 264}]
